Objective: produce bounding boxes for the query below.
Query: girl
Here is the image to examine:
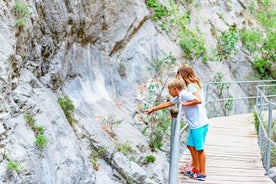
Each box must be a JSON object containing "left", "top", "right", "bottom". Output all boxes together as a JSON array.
[{"left": 177, "top": 64, "right": 208, "bottom": 180}]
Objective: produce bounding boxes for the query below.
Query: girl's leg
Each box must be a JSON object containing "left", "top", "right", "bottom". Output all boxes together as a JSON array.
[
  {"left": 187, "top": 145, "right": 199, "bottom": 170},
  {"left": 197, "top": 149, "right": 206, "bottom": 175}
]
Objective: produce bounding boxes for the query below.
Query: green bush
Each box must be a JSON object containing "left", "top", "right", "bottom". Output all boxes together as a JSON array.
[
  {"left": 240, "top": 29, "right": 262, "bottom": 51},
  {"left": 13, "top": 1, "right": 30, "bottom": 28},
  {"left": 179, "top": 30, "right": 206, "bottom": 59},
  {"left": 145, "top": 155, "right": 156, "bottom": 164},
  {"left": 34, "top": 125, "right": 45, "bottom": 135},
  {"left": 58, "top": 95, "right": 76, "bottom": 125},
  {"left": 253, "top": 58, "right": 271, "bottom": 79},
  {"left": 7, "top": 160, "right": 20, "bottom": 172},
  {"left": 147, "top": 0, "right": 170, "bottom": 20},
  {"left": 35, "top": 135, "right": 47, "bottom": 149},
  {"left": 24, "top": 114, "right": 35, "bottom": 127},
  {"left": 217, "top": 26, "right": 239, "bottom": 59}
]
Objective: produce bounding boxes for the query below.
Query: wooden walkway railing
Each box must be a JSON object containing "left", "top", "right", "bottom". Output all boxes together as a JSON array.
[{"left": 178, "top": 113, "right": 274, "bottom": 184}]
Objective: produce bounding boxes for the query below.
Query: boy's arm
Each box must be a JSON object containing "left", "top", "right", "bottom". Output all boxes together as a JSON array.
[{"left": 145, "top": 101, "right": 174, "bottom": 114}]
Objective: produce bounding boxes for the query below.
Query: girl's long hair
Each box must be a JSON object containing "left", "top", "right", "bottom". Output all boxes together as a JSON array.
[{"left": 176, "top": 64, "right": 203, "bottom": 89}]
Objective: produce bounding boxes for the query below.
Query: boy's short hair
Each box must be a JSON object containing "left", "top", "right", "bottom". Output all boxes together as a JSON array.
[{"left": 168, "top": 78, "right": 184, "bottom": 90}]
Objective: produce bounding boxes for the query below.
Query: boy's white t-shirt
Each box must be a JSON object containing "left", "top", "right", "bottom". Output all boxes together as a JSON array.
[{"left": 171, "top": 87, "right": 209, "bottom": 129}]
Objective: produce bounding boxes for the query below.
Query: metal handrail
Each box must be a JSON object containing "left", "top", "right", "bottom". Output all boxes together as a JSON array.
[
  {"left": 254, "top": 84, "right": 276, "bottom": 175},
  {"left": 204, "top": 80, "right": 276, "bottom": 105}
]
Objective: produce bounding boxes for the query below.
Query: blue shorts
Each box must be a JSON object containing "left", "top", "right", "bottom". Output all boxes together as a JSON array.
[{"left": 187, "top": 124, "right": 208, "bottom": 151}]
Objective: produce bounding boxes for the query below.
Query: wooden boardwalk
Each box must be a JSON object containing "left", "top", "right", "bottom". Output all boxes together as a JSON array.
[{"left": 178, "top": 113, "right": 274, "bottom": 184}]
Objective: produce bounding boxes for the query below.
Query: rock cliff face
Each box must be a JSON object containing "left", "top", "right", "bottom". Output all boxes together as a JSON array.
[{"left": 0, "top": 0, "right": 268, "bottom": 183}]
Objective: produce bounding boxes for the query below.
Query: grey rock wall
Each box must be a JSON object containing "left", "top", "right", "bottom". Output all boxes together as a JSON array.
[{"left": 0, "top": 0, "right": 265, "bottom": 183}]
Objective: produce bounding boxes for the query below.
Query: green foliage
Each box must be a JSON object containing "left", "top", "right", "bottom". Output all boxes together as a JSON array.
[
  {"left": 252, "top": 111, "right": 259, "bottom": 133},
  {"left": 7, "top": 160, "right": 20, "bottom": 172},
  {"left": 240, "top": 29, "right": 262, "bottom": 51},
  {"left": 58, "top": 95, "right": 76, "bottom": 125},
  {"left": 224, "top": 95, "right": 233, "bottom": 112},
  {"left": 144, "top": 155, "right": 156, "bottom": 164},
  {"left": 34, "top": 125, "right": 45, "bottom": 135},
  {"left": 101, "top": 114, "right": 122, "bottom": 131},
  {"left": 248, "top": 0, "right": 276, "bottom": 79},
  {"left": 13, "top": 1, "right": 30, "bottom": 28},
  {"left": 253, "top": 58, "right": 271, "bottom": 79},
  {"left": 179, "top": 30, "right": 206, "bottom": 59},
  {"left": 212, "top": 72, "right": 235, "bottom": 116},
  {"left": 149, "top": 128, "right": 164, "bottom": 151},
  {"left": 24, "top": 114, "right": 35, "bottom": 127},
  {"left": 24, "top": 114, "right": 48, "bottom": 150},
  {"left": 35, "top": 135, "right": 47, "bottom": 149},
  {"left": 213, "top": 72, "right": 230, "bottom": 98},
  {"left": 90, "top": 147, "right": 106, "bottom": 170},
  {"left": 118, "top": 62, "right": 126, "bottom": 76},
  {"left": 142, "top": 53, "right": 178, "bottom": 151},
  {"left": 117, "top": 141, "right": 136, "bottom": 158},
  {"left": 217, "top": 26, "right": 239, "bottom": 60},
  {"left": 15, "top": 18, "right": 26, "bottom": 27},
  {"left": 146, "top": 0, "right": 206, "bottom": 60},
  {"left": 117, "top": 141, "right": 135, "bottom": 155},
  {"left": 147, "top": 0, "right": 170, "bottom": 20},
  {"left": 147, "top": 53, "right": 176, "bottom": 76},
  {"left": 271, "top": 147, "right": 276, "bottom": 167},
  {"left": 264, "top": 31, "right": 276, "bottom": 62}
]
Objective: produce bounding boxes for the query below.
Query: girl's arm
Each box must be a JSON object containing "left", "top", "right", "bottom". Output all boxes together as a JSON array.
[
  {"left": 180, "top": 97, "right": 201, "bottom": 106},
  {"left": 180, "top": 91, "right": 202, "bottom": 106}
]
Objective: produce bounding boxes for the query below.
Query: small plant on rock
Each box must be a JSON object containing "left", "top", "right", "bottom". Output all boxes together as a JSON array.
[
  {"left": 144, "top": 155, "right": 156, "bottom": 164},
  {"left": 35, "top": 135, "right": 47, "bottom": 149},
  {"left": 13, "top": 1, "right": 30, "bottom": 28},
  {"left": 7, "top": 160, "right": 20, "bottom": 172},
  {"left": 58, "top": 95, "right": 77, "bottom": 125}
]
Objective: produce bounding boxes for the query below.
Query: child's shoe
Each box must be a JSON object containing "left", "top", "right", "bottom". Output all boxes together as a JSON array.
[
  {"left": 189, "top": 168, "right": 206, "bottom": 181},
  {"left": 180, "top": 163, "right": 192, "bottom": 176},
  {"left": 196, "top": 174, "right": 206, "bottom": 181}
]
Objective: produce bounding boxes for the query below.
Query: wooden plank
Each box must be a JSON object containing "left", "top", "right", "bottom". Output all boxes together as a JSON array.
[{"left": 178, "top": 113, "right": 274, "bottom": 184}]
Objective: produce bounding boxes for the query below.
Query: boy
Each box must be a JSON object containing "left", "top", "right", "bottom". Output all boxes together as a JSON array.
[{"left": 145, "top": 78, "right": 209, "bottom": 181}]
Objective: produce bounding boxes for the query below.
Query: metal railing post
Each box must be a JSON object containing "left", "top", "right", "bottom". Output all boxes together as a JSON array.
[
  {"left": 266, "top": 103, "right": 272, "bottom": 175},
  {"left": 169, "top": 106, "right": 181, "bottom": 184}
]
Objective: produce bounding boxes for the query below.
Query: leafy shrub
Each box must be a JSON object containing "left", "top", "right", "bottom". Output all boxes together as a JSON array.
[
  {"left": 58, "top": 95, "right": 76, "bottom": 125},
  {"left": 145, "top": 155, "right": 156, "bottom": 164},
  {"left": 35, "top": 135, "right": 47, "bottom": 149},
  {"left": 24, "top": 114, "right": 35, "bottom": 127},
  {"left": 90, "top": 147, "right": 106, "bottom": 171},
  {"left": 34, "top": 125, "right": 45, "bottom": 135},
  {"left": 147, "top": 0, "right": 170, "bottom": 20},
  {"left": 7, "top": 160, "right": 20, "bottom": 172},
  {"left": 217, "top": 26, "right": 239, "bottom": 59},
  {"left": 253, "top": 58, "right": 271, "bottom": 79},
  {"left": 252, "top": 111, "right": 259, "bottom": 133},
  {"left": 13, "top": 1, "right": 30, "bottom": 28},
  {"left": 179, "top": 30, "right": 206, "bottom": 59},
  {"left": 240, "top": 29, "right": 262, "bottom": 51}
]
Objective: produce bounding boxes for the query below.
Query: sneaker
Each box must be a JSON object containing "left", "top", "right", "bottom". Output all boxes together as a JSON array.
[
  {"left": 180, "top": 169, "right": 192, "bottom": 176},
  {"left": 180, "top": 162, "right": 192, "bottom": 176},
  {"left": 196, "top": 174, "right": 206, "bottom": 181},
  {"left": 189, "top": 168, "right": 206, "bottom": 181}
]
